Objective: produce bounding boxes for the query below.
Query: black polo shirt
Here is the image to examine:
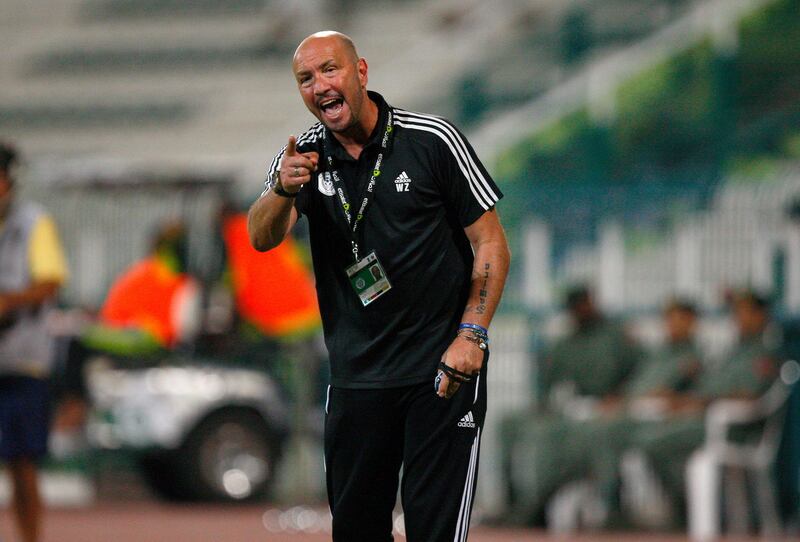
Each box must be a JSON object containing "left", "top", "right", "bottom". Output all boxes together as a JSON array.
[{"left": 263, "top": 92, "right": 503, "bottom": 388}]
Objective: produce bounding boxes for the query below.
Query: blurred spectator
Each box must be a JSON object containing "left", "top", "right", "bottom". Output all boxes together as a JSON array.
[
  {"left": 57, "top": 221, "right": 200, "bottom": 425},
  {"left": 0, "top": 141, "right": 68, "bottom": 542},
  {"left": 219, "top": 207, "right": 325, "bottom": 404},
  {"left": 625, "top": 299, "right": 703, "bottom": 398},
  {"left": 699, "top": 290, "right": 781, "bottom": 399},
  {"left": 221, "top": 209, "right": 319, "bottom": 341},
  {"left": 500, "top": 286, "right": 641, "bottom": 526},
  {"left": 88, "top": 220, "right": 200, "bottom": 353},
  {"left": 617, "top": 290, "right": 783, "bottom": 525},
  {"left": 540, "top": 286, "right": 641, "bottom": 402},
  {"left": 588, "top": 299, "right": 705, "bottom": 526}
]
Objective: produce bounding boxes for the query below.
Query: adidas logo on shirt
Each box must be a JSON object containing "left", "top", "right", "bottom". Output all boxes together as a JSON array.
[
  {"left": 394, "top": 171, "right": 411, "bottom": 192},
  {"left": 458, "top": 411, "right": 477, "bottom": 429}
]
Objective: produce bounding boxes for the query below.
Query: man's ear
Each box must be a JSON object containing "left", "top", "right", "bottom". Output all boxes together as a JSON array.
[{"left": 358, "top": 57, "right": 368, "bottom": 88}]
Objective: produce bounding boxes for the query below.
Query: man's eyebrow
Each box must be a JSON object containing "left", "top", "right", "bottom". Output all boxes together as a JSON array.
[{"left": 294, "top": 58, "right": 336, "bottom": 79}]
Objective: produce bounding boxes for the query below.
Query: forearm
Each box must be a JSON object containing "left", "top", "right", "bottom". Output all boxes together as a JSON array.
[
  {"left": 247, "top": 191, "right": 295, "bottom": 252},
  {"left": 437, "top": 230, "right": 509, "bottom": 398},
  {"left": 460, "top": 236, "right": 510, "bottom": 330},
  {"left": 435, "top": 209, "right": 508, "bottom": 397}
]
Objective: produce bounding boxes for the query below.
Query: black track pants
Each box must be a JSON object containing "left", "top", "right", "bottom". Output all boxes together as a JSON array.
[{"left": 324, "top": 356, "right": 488, "bottom": 542}]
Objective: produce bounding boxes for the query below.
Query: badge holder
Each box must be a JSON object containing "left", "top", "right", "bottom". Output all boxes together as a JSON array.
[{"left": 346, "top": 251, "right": 392, "bottom": 306}]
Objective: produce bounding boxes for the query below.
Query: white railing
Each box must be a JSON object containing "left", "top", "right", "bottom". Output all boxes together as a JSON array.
[{"left": 520, "top": 163, "right": 800, "bottom": 313}]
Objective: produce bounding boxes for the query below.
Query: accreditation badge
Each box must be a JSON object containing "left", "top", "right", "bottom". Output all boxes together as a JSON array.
[{"left": 345, "top": 251, "right": 392, "bottom": 307}]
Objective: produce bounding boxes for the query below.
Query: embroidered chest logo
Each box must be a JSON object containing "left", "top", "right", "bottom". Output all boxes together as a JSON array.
[
  {"left": 318, "top": 172, "right": 335, "bottom": 196},
  {"left": 394, "top": 171, "right": 411, "bottom": 192}
]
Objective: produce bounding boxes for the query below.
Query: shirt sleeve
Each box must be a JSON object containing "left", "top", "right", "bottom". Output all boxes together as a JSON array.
[
  {"left": 28, "top": 214, "right": 68, "bottom": 284},
  {"left": 261, "top": 143, "right": 287, "bottom": 197},
  {"left": 433, "top": 120, "right": 503, "bottom": 227}
]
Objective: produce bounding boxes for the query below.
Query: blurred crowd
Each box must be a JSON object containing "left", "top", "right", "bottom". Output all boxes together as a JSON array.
[{"left": 500, "top": 285, "right": 795, "bottom": 535}]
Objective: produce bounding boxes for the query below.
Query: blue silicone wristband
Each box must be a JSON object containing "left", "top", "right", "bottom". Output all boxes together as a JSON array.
[{"left": 458, "top": 322, "right": 488, "bottom": 336}]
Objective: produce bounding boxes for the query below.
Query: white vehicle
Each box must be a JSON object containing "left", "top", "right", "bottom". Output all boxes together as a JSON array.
[{"left": 86, "top": 356, "right": 289, "bottom": 502}]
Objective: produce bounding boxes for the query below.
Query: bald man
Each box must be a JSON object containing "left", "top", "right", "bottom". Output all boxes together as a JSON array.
[{"left": 248, "top": 32, "right": 510, "bottom": 541}]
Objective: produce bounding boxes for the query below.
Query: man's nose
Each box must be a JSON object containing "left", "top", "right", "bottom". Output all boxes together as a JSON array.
[{"left": 313, "top": 77, "right": 332, "bottom": 96}]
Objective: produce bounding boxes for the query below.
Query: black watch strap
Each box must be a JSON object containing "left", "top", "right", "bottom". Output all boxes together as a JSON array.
[{"left": 273, "top": 177, "right": 298, "bottom": 198}]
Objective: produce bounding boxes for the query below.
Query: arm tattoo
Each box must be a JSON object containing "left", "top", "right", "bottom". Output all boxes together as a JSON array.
[{"left": 476, "top": 263, "right": 489, "bottom": 314}]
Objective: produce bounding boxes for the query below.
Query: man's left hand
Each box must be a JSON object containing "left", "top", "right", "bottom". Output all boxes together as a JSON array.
[{"left": 436, "top": 336, "right": 484, "bottom": 399}]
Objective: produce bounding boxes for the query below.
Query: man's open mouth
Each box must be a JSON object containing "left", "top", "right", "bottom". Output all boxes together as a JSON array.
[{"left": 319, "top": 97, "right": 344, "bottom": 118}]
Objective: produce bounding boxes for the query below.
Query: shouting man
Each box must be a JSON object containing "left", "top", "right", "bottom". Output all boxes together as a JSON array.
[{"left": 248, "top": 31, "right": 510, "bottom": 541}]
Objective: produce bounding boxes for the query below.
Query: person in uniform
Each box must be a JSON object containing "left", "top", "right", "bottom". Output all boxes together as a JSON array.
[
  {"left": 618, "top": 290, "right": 782, "bottom": 524},
  {"left": 501, "top": 286, "right": 641, "bottom": 525},
  {"left": 247, "top": 31, "right": 510, "bottom": 541},
  {"left": 588, "top": 298, "right": 705, "bottom": 525},
  {"left": 0, "top": 142, "right": 69, "bottom": 542}
]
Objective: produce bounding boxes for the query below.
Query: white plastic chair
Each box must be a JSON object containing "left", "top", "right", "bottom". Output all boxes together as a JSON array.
[{"left": 686, "top": 360, "right": 800, "bottom": 541}]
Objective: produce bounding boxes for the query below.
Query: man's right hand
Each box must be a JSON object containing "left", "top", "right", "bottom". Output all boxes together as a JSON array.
[
  {"left": 278, "top": 136, "right": 319, "bottom": 194},
  {"left": 248, "top": 136, "right": 318, "bottom": 251}
]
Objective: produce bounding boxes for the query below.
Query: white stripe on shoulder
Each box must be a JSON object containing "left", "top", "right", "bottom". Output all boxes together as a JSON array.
[
  {"left": 297, "top": 123, "right": 325, "bottom": 145},
  {"left": 394, "top": 110, "right": 498, "bottom": 197},
  {"left": 394, "top": 118, "right": 493, "bottom": 210},
  {"left": 394, "top": 111, "right": 499, "bottom": 205}
]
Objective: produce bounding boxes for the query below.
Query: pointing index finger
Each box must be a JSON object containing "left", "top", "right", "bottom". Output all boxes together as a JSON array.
[{"left": 286, "top": 136, "right": 297, "bottom": 156}]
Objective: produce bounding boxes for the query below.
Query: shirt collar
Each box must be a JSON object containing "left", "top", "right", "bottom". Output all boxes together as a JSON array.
[{"left": 325, "top": 91, "right": 393, "bottom": 162}]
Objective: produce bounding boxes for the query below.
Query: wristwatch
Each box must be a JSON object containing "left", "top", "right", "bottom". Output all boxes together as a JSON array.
[{"left": 272, "top": 171, "right": 298, "bottom": 198}]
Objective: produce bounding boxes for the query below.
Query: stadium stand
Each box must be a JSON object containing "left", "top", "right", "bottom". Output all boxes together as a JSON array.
[
  {"left": 0, "top": 102, "right": 193, "bottom": 128},
  {"left": 0, "top": 0, "right": 557, "bottom": 175},
  {"left": 486, "top": 0, "right": 800, "bottom": 313},
  {"left": 80, "top": 0, "right": 270, "bottom": 20}
]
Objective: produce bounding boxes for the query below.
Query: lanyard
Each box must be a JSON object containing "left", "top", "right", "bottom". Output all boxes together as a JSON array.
[{"left": 325, "top": 110, "right": 393, "bottom": 262}]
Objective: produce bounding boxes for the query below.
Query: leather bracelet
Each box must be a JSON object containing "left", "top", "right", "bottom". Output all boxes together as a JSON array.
[
  {"left": 457, "top": 328, "right": 489, "bottom": 344},
  {"left": 457, "top": 332, "right": 488, "bottom": 351},
  {"left": 273, "top": 179, "right": 298, "bottom": 198}
]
